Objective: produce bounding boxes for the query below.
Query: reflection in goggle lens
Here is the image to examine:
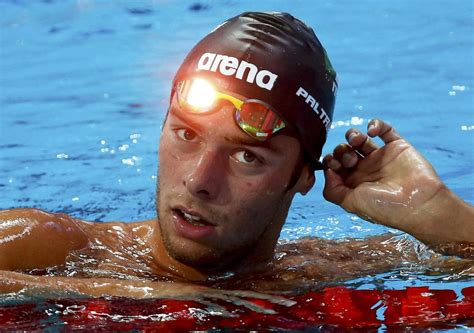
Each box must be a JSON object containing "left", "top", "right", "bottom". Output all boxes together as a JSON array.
[{"left": 176, "top": 78, "right": 285, "bottom": 140}]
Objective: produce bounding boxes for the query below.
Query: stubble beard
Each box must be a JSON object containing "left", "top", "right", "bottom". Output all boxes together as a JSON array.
[{"left": 155, "top": 178, "right": 285, "bottom": 272}]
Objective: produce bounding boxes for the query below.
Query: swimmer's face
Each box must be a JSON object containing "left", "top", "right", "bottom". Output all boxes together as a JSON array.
[{"left": 156, "top": 95, "right": 315, "bottom": 270}]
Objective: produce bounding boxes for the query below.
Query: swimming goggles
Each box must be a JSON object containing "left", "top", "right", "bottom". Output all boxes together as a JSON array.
[{"left": 175, "top": 78, "right": 285, "bottom": 141}]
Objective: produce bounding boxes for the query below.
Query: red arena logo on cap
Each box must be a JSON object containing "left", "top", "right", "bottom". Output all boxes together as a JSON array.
[{"left": 197, "top": 53, "right": 278, "bottom": 91}]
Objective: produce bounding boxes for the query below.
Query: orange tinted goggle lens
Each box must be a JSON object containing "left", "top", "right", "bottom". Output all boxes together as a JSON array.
[
  {"left": 236, "top": 101, "right": 285, "bottom": 139},
  {"left": 176, "top": 80, "right": 285, "bottom": 140}
]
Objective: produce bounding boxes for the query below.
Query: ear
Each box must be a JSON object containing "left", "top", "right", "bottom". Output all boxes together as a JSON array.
[{"left": 294, "top": 163, "right": 316, "bottom": 195}]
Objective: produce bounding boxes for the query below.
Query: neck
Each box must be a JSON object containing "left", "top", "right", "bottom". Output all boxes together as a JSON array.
[
  {"left": 149, "top": 196, "right": 291, "bottom": 281},
  {"left": 148, "top": 225, "right": 283, "bottom": 282},
  {"left": 149, "top": 225, "right": 209, "bottom": 281}
]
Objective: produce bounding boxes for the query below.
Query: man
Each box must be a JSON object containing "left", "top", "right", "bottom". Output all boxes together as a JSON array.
[{"left": 1, "top": 12, "right": 473, "bottom": 299}]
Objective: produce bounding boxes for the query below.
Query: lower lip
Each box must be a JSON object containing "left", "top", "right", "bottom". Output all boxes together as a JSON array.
[{"left": 172, "top": 211, "right": 215, "bottom": 239}]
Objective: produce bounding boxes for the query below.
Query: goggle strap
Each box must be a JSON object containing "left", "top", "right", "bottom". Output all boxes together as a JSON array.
[{"left": 215, "top": 92, "right": 243, "bottom": 109}]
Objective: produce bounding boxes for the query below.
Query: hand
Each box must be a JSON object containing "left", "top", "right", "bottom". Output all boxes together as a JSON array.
[
  {"left": 181, "top": 288, "right": 295, "bottom": 315},
  {"left": 322, "top": 119, "right": 445, "bottom": 233}
]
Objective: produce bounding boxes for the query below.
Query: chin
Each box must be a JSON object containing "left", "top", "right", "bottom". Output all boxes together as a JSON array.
[
  {"left": 162, "top": 228, "right": 255, "bottom": 272},
  {"left": 166, "top": 238, "right": 233, "bottom": 270}
]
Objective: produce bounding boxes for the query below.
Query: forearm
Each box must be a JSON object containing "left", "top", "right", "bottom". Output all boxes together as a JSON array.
[
  {"left": 402, "top": 186, "right": 474, "bottom": 257},
  {"left": 0, "top": 270, "right": 198, "bottom": 298},
  {"left": 0, "top": 270, "right": 292, "bottom": 312}
]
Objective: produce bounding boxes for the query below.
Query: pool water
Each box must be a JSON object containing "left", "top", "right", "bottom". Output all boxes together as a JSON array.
[{"left": 1, "top": 0, "right": 473, "bottom": 331}]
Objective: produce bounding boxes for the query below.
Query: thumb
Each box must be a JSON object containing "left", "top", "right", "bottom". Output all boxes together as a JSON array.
[{"left": 323, "top": 168, "right": 351, "bottom": 205}]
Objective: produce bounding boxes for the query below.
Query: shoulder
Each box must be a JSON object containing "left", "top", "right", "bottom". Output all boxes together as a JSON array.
[
  {"left": 0, "top": 208, "right": 88, "bottom": 236},
  {"left": 0, "top": 208, "right": 94, "bottom": 247},
  {"left": 0, "top": 208, "right": 154, "bottom": 236},
  {"left": 89, "top": 219, "right": 155, "bottom": 239},
  {"left": 0, "top": 209, "right": 156, "bottom": 271},
  {"left": 0, "top": 208, "right": 91, "bottom": 270}
]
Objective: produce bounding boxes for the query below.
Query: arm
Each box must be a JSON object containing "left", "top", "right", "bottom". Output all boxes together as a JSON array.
[
  {"left": 0, "top": 270, "right": 294, "bottom": 311},
  {"left": 0, "top": 209, "right": 89, "bottom": 270},
  {"left": 272, "top": 234, "right": 422, "bottom": 283},
  {"left": 0, "top": 270, "right": 196, "bottom": 298},
  {"left": 322, "top": 119, "right": 474, "bottom": 257}
]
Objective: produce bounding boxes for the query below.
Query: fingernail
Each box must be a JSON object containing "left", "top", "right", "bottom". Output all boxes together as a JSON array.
[
  {"left": 347, "top": 131, "right": 358, "bottom": 144},
  {"left": 342, "top": 153, "right": 357, "bottom": 167},
  {"left": 368, "top": 120, "right": 377, "bottom": 131},
  {"left": 328, "top": 158, "right": 340, "bottom": 170}
]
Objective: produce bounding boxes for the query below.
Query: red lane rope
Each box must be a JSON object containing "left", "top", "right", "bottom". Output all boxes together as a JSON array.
[{"left": 1, "top": 286, "right": 473, "bottom": 330}]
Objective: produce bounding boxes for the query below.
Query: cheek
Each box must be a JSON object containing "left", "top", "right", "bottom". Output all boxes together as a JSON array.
[
  {"left": 158, "top": 148, "right": 182, "bottom": 200},
  {"left": 242, "top": 173, "right": 288, "bottom": 196},
  {"left": 230, "top": 178, "right": 285, "bottom": 218},
  {"left": 220, "top": 192, "right": 283, "bottom": 243},
  {"left": 159, "top": 138, "right": 183, "bottom": 176}
]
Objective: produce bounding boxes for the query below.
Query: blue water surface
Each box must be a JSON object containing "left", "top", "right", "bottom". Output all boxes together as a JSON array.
[
  {"left": 0, "top": 0, "right": 473, "bottom": 330},
  {"left": 1, "top": 0, "right": 472, "bottom": 223}
]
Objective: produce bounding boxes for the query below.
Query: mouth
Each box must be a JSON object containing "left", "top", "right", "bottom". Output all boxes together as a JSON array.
[
  {"left": 174, "top": 207, "right": 215, "bottom": 226},
  {"left": 171, "top": 206, "right": 216, "bottom": 239}
]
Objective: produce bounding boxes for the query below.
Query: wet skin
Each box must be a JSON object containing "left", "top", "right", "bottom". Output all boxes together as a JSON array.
[
  {"left": 0, "top": 109, "right": 473, "bottom": 297},
  {"left": 323, "top": 119, "right": 474, "bottom": 250},
  {"left": 153, "top": 97, "right": 314, "bottom": 277},
  {"left": 1, "top": 209, "right": 472, "bottom": 296},
  {"left": 0, "top": 97, "right": 315, "bottom": 283}
]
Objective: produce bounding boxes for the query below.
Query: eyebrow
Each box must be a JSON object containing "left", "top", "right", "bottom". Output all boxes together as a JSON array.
[
  {"left": 223, "top": 135, "right": 281, "bottom": 153},
  {"left": 170, "top": 106, "right": 281, "bottom": 153},
  {"left": 170, "top": 109, "right": 205, "bottom": 131}
]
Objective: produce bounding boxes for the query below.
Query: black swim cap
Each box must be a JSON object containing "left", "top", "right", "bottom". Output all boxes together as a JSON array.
[{"left": 173, "top": 12, "right": 337, "bottom": 168}]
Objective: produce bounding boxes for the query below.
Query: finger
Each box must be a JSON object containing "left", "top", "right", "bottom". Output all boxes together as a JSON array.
[
  {"left": 323, "top": 154, "right": 351, "bottom": 179},
  {"left": 346, "top": 129, "right": 379, "bottom": 156},
  {"left": 323, "top": 168, "right": 351, "bottom": 205},
  {"left": 228, "top": 297, "right": 277, "bottom": 314},
  {"left": 323, "top": 154, "right": 343, "bottom": 172},
  {"left": 367, "top": 119, "right": 401, "bottom": 144},
  {"left": 227, "top": 290, "right": 296, "bottom": 307},
  {"left": 197, "top": 299, "right": 233, "bottom": 317},
  {"left": 333, "top": 144, "right": 359, "bottom": 169}
]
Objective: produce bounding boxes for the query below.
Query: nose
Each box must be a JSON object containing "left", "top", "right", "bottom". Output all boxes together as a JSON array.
[{"left": 184, "top": 149, "right": 224, "bottom": 201}]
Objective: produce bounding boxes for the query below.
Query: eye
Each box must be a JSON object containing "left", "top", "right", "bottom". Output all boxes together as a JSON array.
[
  {"left": 176, "top": 128, "right": 197, "bottom": 141},
  {"left": 232, "top": 150, "right": 260, "bottom": 165}
]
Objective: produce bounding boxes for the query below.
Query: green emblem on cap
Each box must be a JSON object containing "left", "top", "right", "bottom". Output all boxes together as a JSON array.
[{"left": 322, "top": 48, "right": 336, "bottom": 79}]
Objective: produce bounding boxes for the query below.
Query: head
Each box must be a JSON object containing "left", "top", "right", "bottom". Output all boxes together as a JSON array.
[{"left": 156, "top": 12, "right": 337, "bottom": 272}]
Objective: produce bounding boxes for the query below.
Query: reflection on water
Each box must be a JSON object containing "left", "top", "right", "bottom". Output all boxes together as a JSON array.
[{"left": 1, "top": 284, "right": 473, "bottom": 331}]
